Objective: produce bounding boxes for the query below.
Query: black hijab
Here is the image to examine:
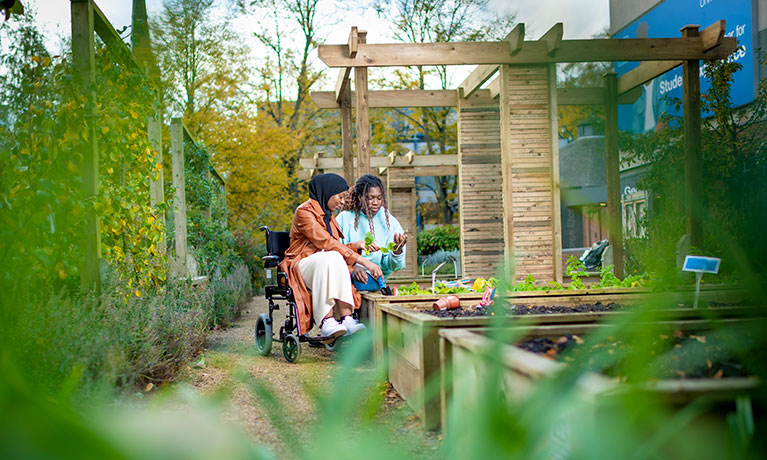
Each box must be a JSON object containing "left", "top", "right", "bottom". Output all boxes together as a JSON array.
[{"left": 308, "top": 173, "right": 348, "bottom": 235}]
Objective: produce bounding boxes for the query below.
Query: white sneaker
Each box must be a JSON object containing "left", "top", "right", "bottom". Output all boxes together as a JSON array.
[
  {"left": 341, "top": 315, "right": 366, "bottom": 336},
  {"left": 321, "top": 317, "right": 347, "bottom": 339}
]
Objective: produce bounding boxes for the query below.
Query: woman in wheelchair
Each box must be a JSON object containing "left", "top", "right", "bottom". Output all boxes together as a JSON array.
[
  {"left": 281, "top": 173, "right": 383, "bottom": 339},
  {"left": 337, "top": 174, "right": 408, "bottom": 291}
]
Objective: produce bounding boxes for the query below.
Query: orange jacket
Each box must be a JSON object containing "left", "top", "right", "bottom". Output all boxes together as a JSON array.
[{"left": 280, "top": 199, "right": 362, "bottom": 334}]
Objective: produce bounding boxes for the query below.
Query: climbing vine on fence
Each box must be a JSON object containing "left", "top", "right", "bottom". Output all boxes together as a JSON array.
[
  {"left": 183, "top": 138, "right": 242, "bottom": 277},
  {"left": 95, "top": 43, "right": 167, "bottom": 289},
  {"left": 0, "top": 18, "right": 167, "bottom": 291}
]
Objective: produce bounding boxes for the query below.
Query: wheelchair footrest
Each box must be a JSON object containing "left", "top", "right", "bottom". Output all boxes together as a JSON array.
[{"left": 303, "top": 334, "right": 340, "bottom": 344}]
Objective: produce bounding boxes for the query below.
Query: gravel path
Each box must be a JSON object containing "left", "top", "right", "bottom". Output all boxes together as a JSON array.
[{"left": 173, "top": 296, "right": 441, "bottom": 459}]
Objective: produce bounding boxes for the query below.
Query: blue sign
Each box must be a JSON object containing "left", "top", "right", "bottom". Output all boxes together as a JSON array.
[
  {"left": 682, "top": 255, "right": 721, "bottom": 273},
  {"left": 615, "top": 0, "right": 755, "bottom": 133}
]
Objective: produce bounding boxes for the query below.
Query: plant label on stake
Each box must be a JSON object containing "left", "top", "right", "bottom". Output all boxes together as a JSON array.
[{"left": 682, "top": 255, "right": 721, "bottom": 308}]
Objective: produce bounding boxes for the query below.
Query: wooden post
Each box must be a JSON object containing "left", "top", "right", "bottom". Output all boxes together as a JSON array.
[
  {"left": 499, "top": 65, "right": 558, "bottom": 283},
  {"left": 147, "top": 104, "right": 165, "bottom": 254},
  {"left": 71, "top": 0, "right": 101, "bottom": 292},
  {"left": 355, "top": 31, "right": 370, "bottom": 178},
  {"left": 386, "top": 168, "right": 417, "bottom": 277},
  {"left": 170, "top": 117, "right": 188, "bottom": 277},
  {"left": 456, "top": 88, "right": 503, "bottom": 279},
  {"left": 603, "top": 71, "right": 624, "bottom": 278},
  {"left": 548, "top": 64, "right": 563, "bottom": 284},
  {"left": 498, "top": 66, "right": 514, "bottom": 281},
  {"left": 341, "top": 84, "right": 354, "bottom": 184},
  {"left": 681, "top": 25, "right": 703, "bottom": 251}
]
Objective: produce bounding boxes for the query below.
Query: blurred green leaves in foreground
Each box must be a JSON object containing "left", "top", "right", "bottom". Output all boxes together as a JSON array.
[{"left": 2, "top": 299, "right": 766, "bottom": 459}]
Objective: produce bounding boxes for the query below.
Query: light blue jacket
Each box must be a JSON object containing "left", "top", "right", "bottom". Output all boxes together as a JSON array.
[{"left": 337, "top": 207, "right": 406, "bottom": 280}]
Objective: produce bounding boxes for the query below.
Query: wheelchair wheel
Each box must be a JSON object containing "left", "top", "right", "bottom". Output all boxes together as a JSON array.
[
  {"left": 254, "top": 313, "right": 272, "bottom": 356},
  {"left": 283, "top": 334, "right": 301, "bottom": 363}
]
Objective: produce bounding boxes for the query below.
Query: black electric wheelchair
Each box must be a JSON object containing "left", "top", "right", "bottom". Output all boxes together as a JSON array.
[{"left": 255, "top": 226, "right": 347, "bottom": 363}]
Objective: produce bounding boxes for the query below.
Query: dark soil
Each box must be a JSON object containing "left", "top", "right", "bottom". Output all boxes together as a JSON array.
[
  {"left": 518, "top": 329, "right": 763, "bottom": 380},
  {"left": 422, "top": 302, "right": 624, "bottom": 318}
]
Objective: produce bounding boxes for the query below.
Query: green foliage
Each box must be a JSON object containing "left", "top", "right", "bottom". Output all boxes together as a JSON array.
[
  {"left": 599, "top": 264, "right": 647, "bottom": 289},
  {"left": 396, "top": 282, "right": 470, "bottom": 295},
  {"left": 184, "top": 139, "right": 243, "bottom": 277},
  {"left": 0, "top": 18, "right": 167, "bottom": 291},
  {"left": 621, "top": 55, "right": 767, "bottom": 280},
  {"left": 208, "top": 265, "right": 253, "bottom": 328},
  {"left": 416, "top": 224, "right": 460, "bottom": 255},
  {"left": 364, "top": 231, "right": 396, "bottom": 255},
  {"left": 566, "top": 256, "right": 590, "bottom": 290},
  {"left": 5, "top": 274, "right": 207, "bottom": 400}
]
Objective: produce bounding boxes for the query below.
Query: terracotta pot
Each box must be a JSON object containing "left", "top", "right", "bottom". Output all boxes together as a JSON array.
[{"left": 433, "top": 295, "right": 460, "bottom": 311}]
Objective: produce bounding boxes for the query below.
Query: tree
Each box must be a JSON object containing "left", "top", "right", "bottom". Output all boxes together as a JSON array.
[
  {"left": 151, "top": 0, "right": 250, "bottom": 131},
  {"left": 373, "top": 0, "right": 516, "bottom": 224}
]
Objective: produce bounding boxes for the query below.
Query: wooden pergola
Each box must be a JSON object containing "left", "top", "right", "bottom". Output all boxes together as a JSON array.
[{"left": 310, "top": 21, "right": 735, "bottom": 282}]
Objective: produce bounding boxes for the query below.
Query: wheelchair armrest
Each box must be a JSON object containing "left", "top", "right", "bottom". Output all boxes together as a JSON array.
[{"left": 263, "top": 254, "right": 280, "bottom": 268}]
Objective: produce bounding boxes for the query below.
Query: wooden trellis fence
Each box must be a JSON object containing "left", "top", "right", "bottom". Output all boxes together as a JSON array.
[
  {"left": 71, "top": 0, "right": 225, "bottom": 288},
  {"left": 308, "top": 20, "right": 735, "bottom": 282}
]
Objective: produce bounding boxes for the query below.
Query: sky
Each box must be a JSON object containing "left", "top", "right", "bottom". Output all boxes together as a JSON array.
[{"left": 15, "top": 0, "right": 611, "bottom": 90}]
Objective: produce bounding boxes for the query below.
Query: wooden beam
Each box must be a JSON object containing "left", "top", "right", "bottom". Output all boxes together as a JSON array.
[
  {"left": 603, "top": 72, "right": 624, "bottom": 279},
  {"left": 340, "top": 86, "right": 354, "bottom": 184},
  {"left": 458, "top": 23, "right": 525, "bottom": 98},
  {"left": 556, "top": 87, "right": 603, "bottom": 105},
  {"left": 318, "top": 34, "right": 737, "bottom": 67},
  {"left": 617, "top": 61, "right": 682, "bottom": 94},
  {"left": 507, "top": 23, "right": 525, "bottom": 55},
  {"left": 299, "top": 154, "right": 458, "bottom": 170},
  {"left": 682, "top": 25, "right": 704, "bottom": 251},
  {"left": 488, "top": 79, "right": 641, "bottom": 105},
  {"left": 540, "top": 23, "right": 563, "bottom": 56},
  {"left": 458, "top": 65, "right": 498, "bottom": 99},
  {"left": 334, "top": 67, "right": 352, "bottom": 102},
  {"left": 701, "top": 19, "right": 725, "bottom": 51},
  {"left": 348, "top": 26, "right": 358, "bottom": 57},
  {"left": 616, "top": 20, "right": 728, "bottom": 94},
  {"left": 312, "top": 89, "right": 457, "bottom": 108},
  {"left": 298, "top": 165, "right": 457, "bottom": 180},
  {"left": 355, "top": 31, "right": 370, "bottom": 178},
  {"left": 92, "top": 1, "right": 156, "bottom": 90},
  {"left": 488, "top": 76, "right": 500, "bottom": 99},
  {"left": 334, "top": 26, "right": 358, "bottom": 102},
  {"left": 71, "top": 0, "right": 101, "bottom": 292}
]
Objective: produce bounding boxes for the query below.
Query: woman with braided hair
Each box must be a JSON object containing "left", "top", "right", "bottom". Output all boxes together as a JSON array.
[
  {"left": 281, "top": 173, "right": 381, "bottom": 338},
  {"left": 337, "top": 174, "right": 408, "bottom": 291}
]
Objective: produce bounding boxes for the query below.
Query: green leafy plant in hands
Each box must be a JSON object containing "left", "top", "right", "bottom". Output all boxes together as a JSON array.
[{"left": 363, "top": 231, "right": 396, "bottom": 255}]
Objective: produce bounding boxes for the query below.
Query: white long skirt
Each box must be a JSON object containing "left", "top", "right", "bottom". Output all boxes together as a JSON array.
[{"left": 298, "top": 250, "right": 355, "bottom": 327}]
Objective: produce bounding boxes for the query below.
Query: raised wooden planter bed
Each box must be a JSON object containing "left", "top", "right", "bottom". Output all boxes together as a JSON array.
[
  {"left": 372, "top": 285, "right": 755, "bottom": 430},
  {"left": 439, "top": 319, "right": 764, "bottom": 445}
]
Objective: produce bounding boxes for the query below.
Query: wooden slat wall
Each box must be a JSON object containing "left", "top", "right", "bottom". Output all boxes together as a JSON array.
[
  {"left": 457, "top": 90, "right": 504, "bottom": 279},
  {"left": 387, "top": 168, "right": 417, "bottom": 277},
  {"left": 499, "top": 65, "right": 557, "bottom": 282}
]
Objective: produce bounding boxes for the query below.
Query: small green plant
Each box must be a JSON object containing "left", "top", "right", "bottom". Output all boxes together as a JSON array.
[
  {"left": 566, "top": 256, "right": 590, "bottom": 290},
  {"left": 396, "top": 282, "right": 469, "bottom": 295},
  {"left": 363, "top": 231, "right": 396, "bottom": 255},
  {"left": 599, "top": 264, "right": 648, "bottom": 289}
]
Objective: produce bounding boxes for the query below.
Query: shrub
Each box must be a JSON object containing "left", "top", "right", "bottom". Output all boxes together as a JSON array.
[
  {"left": 209, "top": 265, "right": 253, "bottom": 328},
  {"left": 417, "top": 225, "right": 460, "bottom": 256},
  {"left": 4, "top": 263, "right": 252, "bottom": 402}
]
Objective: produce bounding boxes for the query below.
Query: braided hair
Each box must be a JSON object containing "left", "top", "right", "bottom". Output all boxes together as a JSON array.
[{"left": 345, "top": 174, "right": 390, "bottom": 239}]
